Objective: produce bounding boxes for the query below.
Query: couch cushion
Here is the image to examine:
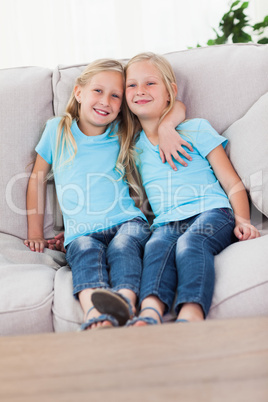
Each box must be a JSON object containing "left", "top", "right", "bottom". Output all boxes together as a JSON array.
[
  {"left": 0, "top": 233, "right": 66, "bottom": 335},
  {"left": 0, "top": 66, "right": 55, "bottom": 240},
  {"left": 223, "top": 92, "right": 268, "bottom": 218},
  {"left": 166, "top": 44, "right": 268, "bottom": 134},
  {"left": 53, "top": 265, "right": 83, "bottom": 332},
  {"left": 208, "top": 234, "right": 268, "bottom": 319},
  {"left": 53, "top": 64, "right": 87, "bottom": 116},
  {"left": 52, "top": 235, "right": 268, "bottom": 331}
]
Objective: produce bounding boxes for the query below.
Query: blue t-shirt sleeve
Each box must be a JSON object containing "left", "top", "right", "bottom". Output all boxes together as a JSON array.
[
  {"left": 196, "top": 119, "right": 228, "bottom": 157},
  {"left": 35, "top": 118, "right": 58, "bottom": 165}
]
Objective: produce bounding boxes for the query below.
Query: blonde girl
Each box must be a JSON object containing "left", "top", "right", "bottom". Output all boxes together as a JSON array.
[
  {"left": 24, "top": 59, "right": 153, "bottom": 330},
  {"left": 92, "top": 52, "right": 260, "bottom": 325}
]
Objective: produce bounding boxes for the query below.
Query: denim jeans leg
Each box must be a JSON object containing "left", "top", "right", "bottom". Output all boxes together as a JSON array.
[
  {"left": 174, "top": 208, "right": 235, "bottom": 317},
  {"left": 139, "top": 223, "right": 179, "bottom": 312},
  {"left": 66, "top": 234, "right": 110, "bottom": 298},
  {"left": 107, "top": 218, "right": 151, "bottom": 295}
]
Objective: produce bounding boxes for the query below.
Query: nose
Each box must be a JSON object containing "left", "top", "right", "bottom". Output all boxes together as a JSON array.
[
  {"left": 100, "top": 94, "right": 109, "bottom": 106},
  {"left": 136, "top": 84, "right": 146, "bottom": 96}
]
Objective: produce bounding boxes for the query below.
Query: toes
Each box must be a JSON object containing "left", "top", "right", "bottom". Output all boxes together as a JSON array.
[
  {"left": 101, "top": 320, "right": 113, "bottom": 328},
  {"left": 133, "top": 321, "right": 148, "bottom": 327}
]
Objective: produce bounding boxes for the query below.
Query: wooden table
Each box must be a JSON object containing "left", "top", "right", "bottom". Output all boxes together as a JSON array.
[{"left": 0, "top": 316, "right": 267, "bottom": 402}]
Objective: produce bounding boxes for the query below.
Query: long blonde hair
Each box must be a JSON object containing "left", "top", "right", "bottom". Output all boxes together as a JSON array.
[
  {"left": 119, "top": 52, "right": 178, "bottom": 206},
  {"left": 52, "top": 58, "right": 143, "bottom": 205}
]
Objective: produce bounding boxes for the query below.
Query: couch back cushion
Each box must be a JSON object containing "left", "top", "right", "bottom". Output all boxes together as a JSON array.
[
  {"left": 166, "top": 43, "right": 268, "bottom": 133},
  {"left": 53, "top": 44, "right": 268, "bottom": 135},
  {"left": 0, "top": 67, "right": 55, "bottom": 240}
]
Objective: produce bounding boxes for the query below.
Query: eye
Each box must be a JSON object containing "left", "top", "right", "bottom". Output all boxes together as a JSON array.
[
  {"left": 94, "top": 89, "right": 102, "bottom": 93},
  {"left": 147, "top": 82, "right": 155, "bottom": 86},
  {"left": 127, "top": 83, "right": 136, "bottom": 88},
  {"left": 112, "top": 94, "right": 120, "bottom": 99}
]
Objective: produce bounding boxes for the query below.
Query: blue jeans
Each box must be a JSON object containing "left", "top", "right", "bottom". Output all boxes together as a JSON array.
[
  {"left": 139, "top": 208, "right": 236, "bottom": 317},
  {"left": 65, "top": 217, "right": 151, "bottom": 298}
]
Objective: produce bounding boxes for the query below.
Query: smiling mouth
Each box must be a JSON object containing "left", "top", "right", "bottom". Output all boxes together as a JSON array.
[
  {"left": 94, "top": 108, "right": 109, "bottom": 116},
  {"left": 135, "top": 100, "right": 151, "bottom": 105}
]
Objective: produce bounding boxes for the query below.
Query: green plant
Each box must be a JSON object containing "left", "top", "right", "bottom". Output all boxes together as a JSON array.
[{"left": 195, "top": 1, "right": 268, "bottom": 47}]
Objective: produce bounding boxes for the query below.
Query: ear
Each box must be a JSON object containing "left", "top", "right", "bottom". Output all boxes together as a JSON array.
[
  {"left": 74, "top": 85, "right": 82, "bottom": 103},
  {"left": 171, "top": 82, "right": 178, "bottom": 97}
]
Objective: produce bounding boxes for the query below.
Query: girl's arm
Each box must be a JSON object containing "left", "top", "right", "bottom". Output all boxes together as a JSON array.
[
  {"left": 207, "top": 145, "right": 260, "bottom": 240},
  {"left": 158, "top": 100, "right": 193, "bottom": 171},
  {"left": 24, "top": 154, "right": 51, "bottom": 252}
]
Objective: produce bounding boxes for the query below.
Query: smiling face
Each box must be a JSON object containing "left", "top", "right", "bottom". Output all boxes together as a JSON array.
[
  {"left": 125, "top": 60, "right": 171, "bottom": 124},
  {"left": 74, "top": 70, "right": 124, "bottom": 136}
]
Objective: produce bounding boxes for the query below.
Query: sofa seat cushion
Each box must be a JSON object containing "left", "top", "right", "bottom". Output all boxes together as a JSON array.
[
  {"left": 53, "top": 265, "right": 83, "bottom": 332},
  {"left": 52, "top": 235, "right": 268, "bottom": 331},
  {"left": 208, "top": 234, "right": 268, "bottom": 319},
  {"left": 0, "top": 233, "right": 65, "bottom": 335}
]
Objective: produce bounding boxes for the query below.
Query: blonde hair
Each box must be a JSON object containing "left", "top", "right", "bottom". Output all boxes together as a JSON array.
[
  {"left": 52, "top": 58, "right": 143, "bottom": 205},
  {"left": 120, "top": 52, "right": 178, "bottom": 206}
]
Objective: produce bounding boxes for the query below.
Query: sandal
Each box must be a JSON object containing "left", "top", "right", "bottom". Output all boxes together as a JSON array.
[
  {"left": 126, "top": 307, "right": 163, "bottom": 326},
  {"left": 91, "top": 289, "right": 134, "bottom": 326},
  {"left": 175, "top": 319, "right": 189, "bottom": 323},
  {"left": 79, "top": 306, "right": 119, "bottom": 331}
]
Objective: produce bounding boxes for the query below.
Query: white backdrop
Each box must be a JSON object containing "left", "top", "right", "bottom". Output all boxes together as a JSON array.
[{"left": 0, "top": 0, "right": 267, "bottom": 69}]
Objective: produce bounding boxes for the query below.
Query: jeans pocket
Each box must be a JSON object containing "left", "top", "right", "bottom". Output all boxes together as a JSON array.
[{"left": 219, "top": 208, "right": 235, "bottom": 222}]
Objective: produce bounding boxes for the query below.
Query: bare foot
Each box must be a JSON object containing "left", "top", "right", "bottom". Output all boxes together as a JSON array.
[
  {"left": 83, "top": 307, "right": 113, "bottom": 330},
  {"left": 132, "top": 307, "right": 162, "bottom": 327}
]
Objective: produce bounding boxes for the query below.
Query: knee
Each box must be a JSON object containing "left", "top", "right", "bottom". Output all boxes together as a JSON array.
[
  {"left": 144, "top": 235, "right": 162, "bottom": 254},
  {"left": 67, "top": 235, "right": 99, "bottom": 254},
  {"left": 118, "top": 221, "right": 151, "bottom": 244},
  {"left": 176, "top": 232, "right": 198, "bottom": 257},
  {"left": 110, "top": 233, "right": 145, "bottom": 254}
]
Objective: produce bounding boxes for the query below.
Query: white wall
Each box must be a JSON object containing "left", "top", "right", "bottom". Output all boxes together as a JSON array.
[{"left": 0, "top": 0, "right": 267, "bottom": 69}]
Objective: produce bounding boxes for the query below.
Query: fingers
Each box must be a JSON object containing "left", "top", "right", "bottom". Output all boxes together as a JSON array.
[
  {"left": 47, "top": 239, "right": 66, "bottom": 252},
  {"left": 47, "top": 239, "right": 56, "bottom": 245},
  {"left": 54, "top": 232, "right": 65, "bottom": 240},
  {"left": 159, "top": 143, "right": 193, "bottom": 170},
  {"left": 234, "top": 226, "right": 246, "bottom": 241},
  {"left": 160, "top": 148, "right": 188, "bottom": 169},
  {"left": 24, "top": 239, "right": 46, "bottom": 252},
  {"left": 170, "top": 151, "right": 188, "bottom": 167},
  {"left": 177, "top": 144, "right": 193, "bottom": 161},
  {"left": 159, "top": 149, "right": 166, "bottom": 164},
  {"left": 55, "top": 240, "right": 65, "bottom": 252},
  {"left": 165, "top": 155, "right": 178, "bottom": 171},
  {"left": 234, "top": 225, "right": 260, "bottom": 241},
  {"left": 182, "top": 141, "right": 194, "bottom": 153},
  {"left": 165, "top": 148, "right": 192, "bottom": 168}
]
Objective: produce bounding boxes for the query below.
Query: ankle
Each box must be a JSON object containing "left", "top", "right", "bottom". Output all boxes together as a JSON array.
[
  {"left": 117, "top": 289, "right": 137, "bottom": 315},
  {"left": 139, "top": 296, "right": 165, "bottom": 323},
  {"left": 177, "top": 303, "right": 204, "bottom": 322},
  {"left": 139, "top": 307, "right": 162, "bottom": 323}
]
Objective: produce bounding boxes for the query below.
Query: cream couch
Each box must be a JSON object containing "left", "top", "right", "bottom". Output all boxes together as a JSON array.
[{"left": 1, "top": 44, "right": 268, "bottom": 336}]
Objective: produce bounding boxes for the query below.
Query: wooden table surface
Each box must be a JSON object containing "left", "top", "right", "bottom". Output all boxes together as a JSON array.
[{"left": 0, "top": 316, "right": 267, "bottom": 402}]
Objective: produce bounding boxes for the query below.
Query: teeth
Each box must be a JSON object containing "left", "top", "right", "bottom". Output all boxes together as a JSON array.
[{"left": 95, "top": 109, "right": 108, "bottom": 115}]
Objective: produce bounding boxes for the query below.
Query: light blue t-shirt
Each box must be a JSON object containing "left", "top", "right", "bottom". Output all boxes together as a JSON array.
[
  {"left": 36, "top": 118, "right": 145, "bottom": 246},
  {"left": 136, "top": 118, "right": 232, "bottom": 228}
]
